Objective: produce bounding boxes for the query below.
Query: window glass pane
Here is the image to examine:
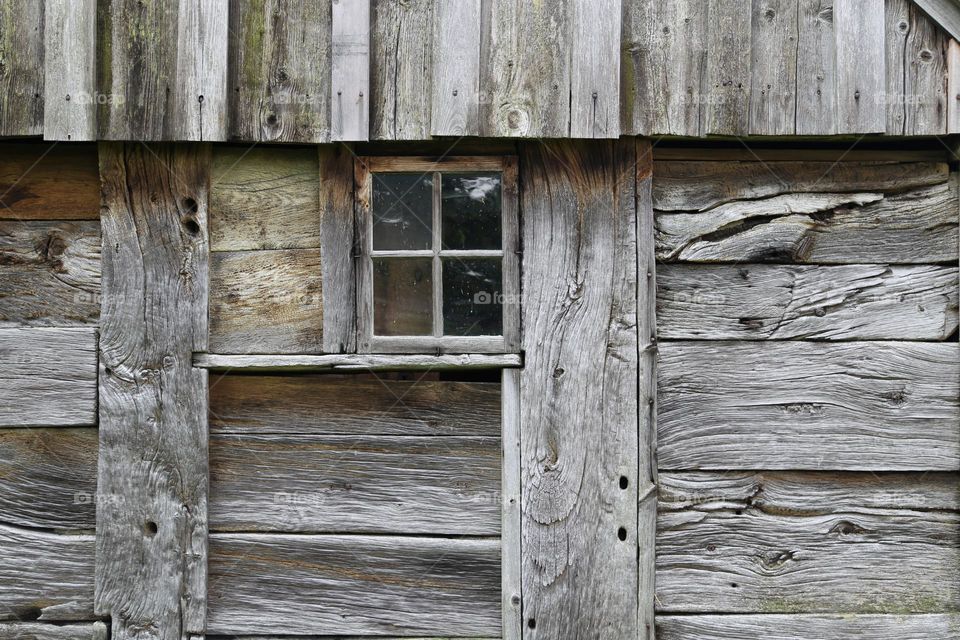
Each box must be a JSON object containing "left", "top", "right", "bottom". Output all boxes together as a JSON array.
[
  {"left": 441, "top": 173, "right": 502, "bottom": 250},
  {"left": 372, "top": 173, "right": 433, "bottom": 251},
  {"left": 442, "top": 258, "right": 503, "bottom": 336},
  {"left": 373, "top": 258, "right": 433, "bottom": 335}
]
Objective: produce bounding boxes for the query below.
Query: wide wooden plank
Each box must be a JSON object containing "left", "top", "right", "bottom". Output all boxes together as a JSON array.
[
  {"left": 210, "top": 433, "right": 500, "bottom": 534},
  {"left": 0, "top": 0, "right": 43, "bottom": 136},
  {"left": 331, "top": 0, "right": 370, "bottom": 141},
  {"left": 657, "top": 264, "right": 959, "bottom": 340},
  {"left": 796, "top": 0, "right": 838, "bottom": 135},
  {"left": 209, "top": 248, "right": 322, "bottom": 353},
  {"left": 228, "top": 0, "right": 331, "bottom": 143},
  {"left": 0, "top": 221, "right": 100, "bottom": 327},
  {"left": 319, "top": 143, "right": 356, "bottom": 352},
  {"left": 430, "top": 0, "right": 482, "bottom": 137},
  {"left": 0, "top": 623, "right": 107, "bottom": 640},
  {"left": 0, "top": 327, "right": 97, "bottom": 427},
  {"left": 207, "top": 534, "right": 501, "bottom": 636},
  {"left": 0, "top": 145, "right": 100, "bottom": 220},
  {"left": 834, "top": 0, "right": 886, "bottom": 133},
  {"left": 656, "top": 472, "right": 960, "bottom": 613},
  {"left": 658, "top": 341, "right": 960, "bottom": 470},
  {"left": 656, "top": 614, "right": 960, "bottom": 639},
  {"left": 210, "top": 146, "right": 320, "bottom": 251},
  {"left": 209, "top": 374, "right": 501, "bottom": 436},
  {"left": 749, "top": 0, "right": 798, "bottom": 135},
  {"left": 569, "top": 0, "right": 619, "bottom": 138},
  {"left": 43, "top": 0, "right": 97, "bottom": 141},
  {"left": 704, "top": 0, "right": 752, "bottom": 135}
]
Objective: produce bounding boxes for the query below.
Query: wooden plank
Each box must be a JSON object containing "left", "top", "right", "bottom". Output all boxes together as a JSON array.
[
  {"left": 331, "top": 0, "right": 370, "bottom": 141},
  {"left": 209, "top": 374, "right": 501, "bottom": 436},
  {"left": 43, "top": 0, "right": 97, "bottom": 141},
  {"left": 748, "top": 0, "right": 798, "bottom": 135},
  {"left": 320, "top": 143, "right": 356, "bottom": 352},
  {"left": 0, "top": 327, "right": 97, "bottom": 427},
  {"left": 656, "top": 614, "right": 960, "bottom": 639},
  {"left": 0, "top": 623, "right": 107, "bottom": 640},
  {"left": 198, "top": 352, "right": 522, "bottom": 371},
  {"left": 0, "top": 221, "right": 101, "bottom": 327},
  {"left": 0, "top": 0, "right": 44, "bottom": 136},
  {"left": 520, "top": 141, "right": 638, "bottom": 637},
  {"left": 569, "top": 0, "right": 619, "bottom": 137},
  {"left": 653, "top": 147, "right": 950, "bottom": 162},
  {"left": 834, "top": 0, "right": 886, "bottom": 133},
  {"left": 887, "top": 0, "right": 949, "bottom": 135},
  {"left": 704, "top": 0, "right": 752, "bottom": 135},
  {"left": 0, "top": 427, "right": 97, "bottom": 531},
  {"left": 210, "top": 146, "right": 320, "bottom": 251},
  {"left": 948, "top": 38, "right": 960, "bottom": 133},
  {"left": 501, "top": 369, "right": 521, "bottom": 640},
  {"left": 658, "top": 341, "right": 960, "bottom": 471},
  {"left": 210, "top": 433, "right": 500, "bottom": 534},
  {"left": 886, "top": 0, "right": 912, "bottom": 134},
  {"left": 0, "top": 144, "right": 100, "bottom": 220},
  {"left": 370, "top": 0, "right": 432, "bottom": 140},
  {"left": 657, "top": 264, "right": 959, "bottom": 340},
  {"left": 209, "top": 248, "right": 323, "bottom": 353},
  {"left": 207, "top": 534, "right": 501, "bottom": 636},
  {"left": 656, "top": 472, "right": 960, "bottom": 613},
  {"left": 795, "top": 0, "right": 837, "bottom": 135},
  {"left": 228, "top": 0, "right": 331, "bottom": 143},
  {"left": 430, "top": 0, "right": 482, "bottom": 137},
  {"left": 913, "top": 0, "right": 960, "bottom": 41},
  {"left": 96, "top": 143, "right": 210, "bottom": 639}
]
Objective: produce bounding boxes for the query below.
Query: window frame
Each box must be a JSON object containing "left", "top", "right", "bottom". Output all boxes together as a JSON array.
[{"left": 355, "top": 155, "right": 520, "bottom": 354}]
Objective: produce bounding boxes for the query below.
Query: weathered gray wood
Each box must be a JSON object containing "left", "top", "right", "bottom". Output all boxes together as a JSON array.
[
  {"left": 43, "top": 0, "right": 97, "bottom": 141},
  {"left": 0, "top": 427, "right": 97, "bottom": 531},
  {"left": 209, "top": 374, "right": 501, "bottom": 436},
  {"left": 210, "top": 433, "right": 500, "bottom": 534},
  {"left": 656, "top": 472, "right": 960, "bottom": 613},
  {"left": 210, "top": 146, "right": 320, "bottom": 251},
  {"left": 0, "top": 145, "right": 100, "bottom": 220},
  {"left": 658, "top": 341, "right": 960, "bottom": 471},
  {"left": 913, "top": 0, "right": 960, "bottom": 41},
  {"left": 569, "top": 0, "right": 619, "bottom": 137},
  {"left": 520, "top": 141, "right": 638, "bottom": 638},
  {"left": 886, "top": 0, "right": 913, "bottom": 134},
  {"left": 228, "top": 0, "right": 331, "bottom": 143},
  {"left": 500, "top": 368, "right": 522, "bottom": 640},
  {"left": 834, "top": 0, "right": 886, "bottom": 133},
  {"left": 207, "top": 534, "right": 501, "bottom": 636},
  {"left": 704, "top": 0, "right": 752, "bottom": 135},
  {"left": 0, "top": 623, "right": 107, "bottom": 640},
  {"left": 370, "top": 0, "right": 432, "bottom": 140},
  {"left": 0, "top": 221, "right": 100, "bottom": 327},
  {"left": 796, "top": 0, "right": 838, "bottom": 135},
  {"left": 749, "top": 0, "right": 798, "bottom": 135},
  {"left": 657, "top": 264, "right": 959, "bottom": 340},
  {"left": 0, "top": 327, "right": 97, "bottom": 427},
  {"left": 653, "top": 147, "right": 950, "bottom": 162},
  {"left": 430, "top": 0, "right": 482, "bottom": 137},
  {"left": 96, "top": 143, "right": 209, "bottom": 639},
  {"left": 656, "top": 614, "right": 960, "bottom": 639},
  {"left": 887, "top": 0, "right": 949, "bottom": 135},
  {"left": 198, "top": 352, "right": 522, "bottom": 371},
  {"left": 320, "top": 143, "right": 357, "bottom": 352},
  {"left": 331, "top": 0, "right": 370, "bottom": 141},
  {"left": 0, "top": 0, "right": 43, "bottom": 137},
  {"left": 948, "top": 38, "right": 960, "bottom": 133}
]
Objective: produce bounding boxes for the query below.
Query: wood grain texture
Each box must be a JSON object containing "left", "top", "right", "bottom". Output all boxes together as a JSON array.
[
  {"left": 657, "top": 614, "right": 960, "bottom": 639},
  {"left": 198, "top": 352, "right": 522, "bottom": 371},
  {"left": 228, "top": 0, "right": 331, "bottom": 143},
  {"left": 96, "top": 143, "right": 209, "bottom": 639},
  {"left": 430, "top": 0, "right": 482, "bottom": 137},
  {"left": 656, "top": 471, "right": 960, "bottom": 613},
  {"left": 319, "top": 143, "right": 356, "bottom": 353},
  {"left": 834, "top": 0, "right": 886, "bottom": 133},
  {"left": 209, "top": 374, "right": 501, "bottom": 436},
  {"left": 0, "top": 145, "right": 100, "bottom": 221},
  {"left": 658, "top": 341, "right": 960, "bottom": 471},
  {"left": 657, "top": 264, "right": 959, "bottom": 340},
  {"left": 209, "top": 248, "right": 323, "bottom": 353},
  {"left": 0, "top": 221, "right": 101, "bottom": 327},
  {"left": 520, "top": 141, "right": 638, "bottom": 638},
  {"left": 704, "top": 0, "right": 752, "bottom": 135},
  {"left": 210, "top": 146, "right": 320, "bottom": 251},
  {"left": 0, "top": 0, "right": 43, "bottom": 137},
  {"left": 501, "top": 369, "right": 522, "bottom": 640},
  {"left": 0, "top": 327, "right": 97, "bottom": 427},
  {"left": 331, "top": 0, "right": 370, "bottom": 141},
  {"left": 569, "top": 0, "right": 620, "bottom": 137},
  {"left": 949, "top": 38, "right": 960, "bottom": 133},
  {"left": 207, "top": 534, "right": 501, "bottom": 636},
  {"left": 0, "top": 623, "right": 107, "bottom": 640},
  {"left": 913, "top": 0, "right": 960, "bottom": 41},
  {"left": 796, "top": 0, "right": 838, "bottom": 135},
  {"left": 749, "top": 0, "right": 798, "bottom": 135},
  {"left": 210, "top": 433, "right": 501, "bottom": 534},
  {"left": 43, "top": 0, "right": 97, "bottom": 141}
]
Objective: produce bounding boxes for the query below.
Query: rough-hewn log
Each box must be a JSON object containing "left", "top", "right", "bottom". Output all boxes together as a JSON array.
[
  {"left": 656, "top": 614, "right": 960, "bottom": 639},
  {"left": 0, "top": 145, "right": 100, "bottom": 221},
  {"left": 0, "top": 623, "right": 107, "bottom": 640}
]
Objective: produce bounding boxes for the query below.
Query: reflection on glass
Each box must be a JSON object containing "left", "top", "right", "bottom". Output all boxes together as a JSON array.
[
  {"left": 373, "top": 258, "right": 433, "bottom": 335},
  {"left": 441, "top": 173, "right": 502, "bottom": 250},
  {"left": 372, "top": 173, "right": 433, "bottom": 250},
  {"left": 442, "top": 258, "right": 503, "bottom": 336}
]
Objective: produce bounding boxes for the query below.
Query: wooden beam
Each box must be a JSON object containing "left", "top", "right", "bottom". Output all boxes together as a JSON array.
[
  {"left": 657, "top": 614, "right": 960, "bottom": 639},
  {"left": 0, "top": 623, "right": 106, "bottom": 640},
  {"left": 331, "top": 0, "right": 370, "bottom": 141},
  {"left": 43, "top": 0, "right": 97, "bottom": 141},
  {"left": 319, "top": 143, "right": 357, "bottom": 353},
  {"left": 195, "top": 352, "right": 522, "bottom": 371},
  {"left": 501, "top": 369, "right": 522, "bottom": 640}
]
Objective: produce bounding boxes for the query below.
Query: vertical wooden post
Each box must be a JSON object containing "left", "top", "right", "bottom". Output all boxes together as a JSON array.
[{"left": 95, "top": 143, "right": 210, "bottom": 640}]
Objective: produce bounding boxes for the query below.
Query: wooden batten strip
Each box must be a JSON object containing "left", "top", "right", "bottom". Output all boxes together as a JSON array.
[
  {"left": 43, "top": 0, "right": 97, "bottom": 141},
  {"left": 331, "top": 0, "right": 370, "bottom": 141},
  {"left": 197, "top": 352, "right": 521, "bottom": 371},
  {"left": 501, "top": 369, "right": 522, "bottom": 640},
  {"left": 430, "top": 0, "right": 482, "bottom": 137},
  {"left": 948, "top": 39, "right": 960, "bottom": 133}
]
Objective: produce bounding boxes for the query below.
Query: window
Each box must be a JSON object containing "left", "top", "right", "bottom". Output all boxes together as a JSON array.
[{"left": 355, "top": 156, "right": 519, "bottom": 353}]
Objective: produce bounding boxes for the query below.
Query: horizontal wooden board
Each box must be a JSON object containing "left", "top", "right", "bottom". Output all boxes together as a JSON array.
[
  {"left": 657, "top": 264, "right": 959, "bottom": 340},
  {"left": 0, "top": 328, "right": 97, "bottom": 427},
  {"left": 0, "top": 221, "right": 100, "bottom": 327},
  {"left": 209, "top": 249, "right": 322, "bottom": 354},
  {"left": 0, "top": 145, "right": 100, "bottom": 220},
  {"left": 207, "top": 534, "right": 501, "bottom": 636},
  {"left": 210, "top": 433, "right": 500, "bottom": 534},
  {"left": 658, "top": 341, "right": 960, "bottom": 470},
  {"left": 656, "top": 472, "right": 960, "bottom": 614},
  {"left": 197, "top": 352, "right": 522, "bottom": 371},
  {"left": 0, "top": 623, "right": 107, "bottom": 640},
  {"left": 209, "top": 374, "right": 501, "bottom": 437},
  {"left": 656, "top": 614, "right": 960, "bottom": 639}
]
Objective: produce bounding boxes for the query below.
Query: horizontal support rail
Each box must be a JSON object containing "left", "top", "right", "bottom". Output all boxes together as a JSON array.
[{"left": 194, "top": 353, "right": 523, "bottom": 372}]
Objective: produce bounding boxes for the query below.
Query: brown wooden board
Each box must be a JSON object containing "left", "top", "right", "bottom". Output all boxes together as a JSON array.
[
  {"left": 0, "top": 0, "right": 44, "bottom": 137},
  {"left": 0, "top": 145, "right": 100, "bottom": 220}
]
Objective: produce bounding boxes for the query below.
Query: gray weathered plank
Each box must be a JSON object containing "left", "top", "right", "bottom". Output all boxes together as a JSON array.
[
  {"left": 704, "top": 0, "right": 752, "bottom": 135},
  {"left": 228, "top": 0, "right": 331, "bottom": 143},
  {"left": 319, "top": 143, "right": 356, "bottom": 353},
  {"left": 0, "top": 0, "right": 43, "bottom": 137},
  {"left": 796, "top": 0, "right": 838, "bottom": 135},
  {"left": 949, "top": 38, "right": 960, "bottom": 133},
  {"left": 749, "top": 0, "right": 798, "bottom": 135},
  {"left": 658, "top": 341, "right": 960, "bottom": 471},
  {"left": 96, "top": 143, "right": 209, "bottom": 639},
  {"left": 198, "top": 352, "right": 522, "bottom": 371},
  {"left": 501, "top": 369, "right": 522, "bottom": 640},
  {"left": 520, "top": 141, "right": 639, "bottom": 638},
  {"left": 0, "top": 623, "right": 107, "bottom": 640},
  {"left": 0, "top": 327, "right": 97, "bottom": 427},
  {"left": 210, "top": 433, "right": 500, "bottom": 534},
  {"left": 0, "top": 144, "right": 100, "bottom": 220},
  {"left": 207, "top": 534, "right": 501, "bottom": 636},
  {"left": 834, "top": 0, "right": 886, "bottom": 133},
  {"left": 43, "top": 0, "right": 97, "bottom": 141},
  {"left": 0, "top": 221, "right": 101, "bottom": 327},
  {"left": 657, "top": 264, "right": 959, "bottom": 340},
  {"left": 569, "top": 0, "right": 620, "bottom": 138},
  {"left": 913, "top": 0, "right": 960, "bottom": 41},
  {"left": 331, "top": 0, "right": 370, "bottom": 141},
  {"left": 886, "top": 0, "right": 912, "bottom": 134},
  {"left": 887, "top": 0, "right": 949, "bottom": 135},
  {"left": 430, "top": 0, "right": 482, "bottom": 137},
  {"left": 656, "top": 614, "right": 960, "bottom": 639}
]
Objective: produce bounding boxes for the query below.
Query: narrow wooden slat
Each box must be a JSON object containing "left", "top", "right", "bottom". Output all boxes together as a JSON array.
[
  {"left": 653, "top": 148, "right": 950, "bottom": 162},
  {"left": 198, "top": 352, "right": 522, "bottom": 371},
  {"left": 834, "top": 0, "right": 886, "bottom": 133},
  {"left": 948, "top": 38, "right": 960, "bottom": 133},
  {"left": 656, "top": 614, "right": 960, "bottom": 639},
  {"left": 0, "top": 144, "right": 100, "bottom": 220},
  {"left": 331, "top": 0, "right": 370, "bottom": 141},
  {"left": 658, "top": 341, "right": 960, "bottom": 471},
  {"left": 886, "top": 0, "right": 912, "bottom": 134},
  {"left": 796, "top": 0, "right": 837, "bottom": 135},
  {"left": 43, "top": 0, "right": 97, "bottom": 141},
  {"left": 704, "top": 0, "right": 752, "bottom": 135},
  {"left": 501, "top": 369, "right": 522, "bottom": 640},
  {"left": 430, "top": 0, "right": 482, "bottom": 137},
  {"left": 0, "top": 0, "right": 43, "bottom": 136},
  {"left": 207, "top": 534, "right": 501, "bottom": 636},
  {"left": 173, "top": 0, "right": 229, "bottom": 140},
  {"left": 569, "top": 0, "right": 619, "bottom": 138},
  {"left": 96, "top": 143, "right": 210, "bottom": 638},
  {"left": 749, "top": 0, "right": 798, "bottom": 135},
  {"left": 320, "top": 143, "right": 357, "bottom": 352},
  {"left": 0, "top": 327, "right": 97, "bottom": 427},
  {"left": 0, "top": 623, "right": 107, "bottom": 640}
]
